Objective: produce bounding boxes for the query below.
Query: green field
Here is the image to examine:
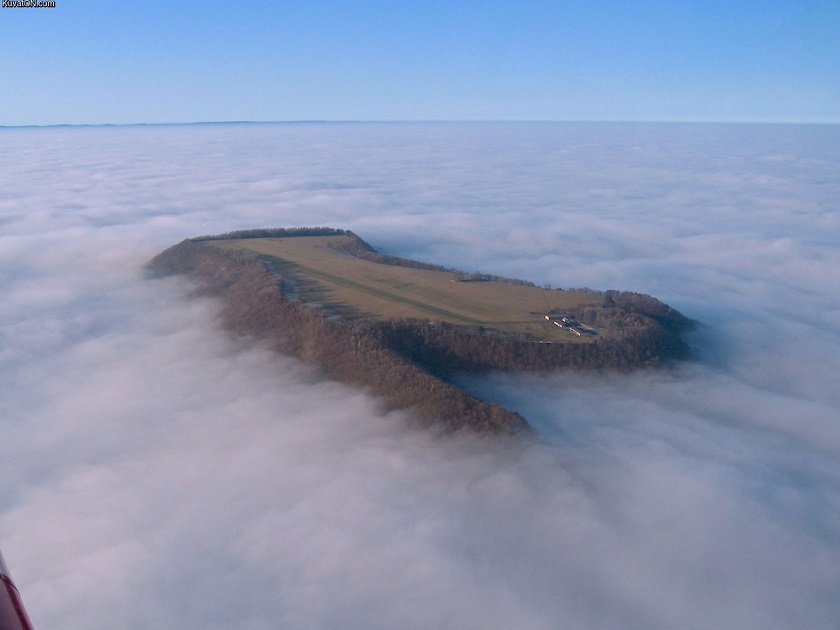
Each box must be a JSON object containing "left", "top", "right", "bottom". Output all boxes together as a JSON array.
[{"left": 212, "top": 235, "right": 603, "bottom": 342}]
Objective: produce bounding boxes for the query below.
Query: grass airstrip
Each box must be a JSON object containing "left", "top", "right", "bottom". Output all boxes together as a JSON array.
[{"left": 212, "top": 235, "right": 603, "bottom": 342}]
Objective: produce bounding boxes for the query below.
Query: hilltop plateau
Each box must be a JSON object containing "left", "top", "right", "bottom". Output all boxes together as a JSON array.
[{"left": 147, "top": 228, "right": 694, "bottom": 434}]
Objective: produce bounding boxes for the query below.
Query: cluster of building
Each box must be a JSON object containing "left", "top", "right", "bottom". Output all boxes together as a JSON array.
[{"left": 543, "top": 314, "right": 596, "bottom": 337}]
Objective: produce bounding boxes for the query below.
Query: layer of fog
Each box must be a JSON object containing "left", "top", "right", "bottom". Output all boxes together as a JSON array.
[{"left": 1, "top": 123, "right": 838, "bottom": 629}]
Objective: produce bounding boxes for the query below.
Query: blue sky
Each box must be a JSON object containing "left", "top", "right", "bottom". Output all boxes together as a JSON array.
[{"left": 2, "top": 0, "right": 838, "bottom": 125}]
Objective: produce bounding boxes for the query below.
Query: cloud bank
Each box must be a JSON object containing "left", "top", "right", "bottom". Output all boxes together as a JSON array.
[{"left": 1, "top": 122, "right": 839, "bottom": 629}]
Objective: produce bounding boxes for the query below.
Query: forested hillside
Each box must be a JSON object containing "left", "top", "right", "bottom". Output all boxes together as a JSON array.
[{"left": 147, "top": 230, "right": 693, "bottom": 433}]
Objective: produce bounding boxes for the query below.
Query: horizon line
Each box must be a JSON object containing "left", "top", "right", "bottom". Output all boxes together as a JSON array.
[{"left": 2, "top": 118, "right": 839, "bottom": 130}]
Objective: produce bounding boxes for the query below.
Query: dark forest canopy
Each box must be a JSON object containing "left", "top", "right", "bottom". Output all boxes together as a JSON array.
[
  {"left": 191, "top": 226, "right": 353, "bottom": 242},
  {"left": 147, "top": 228, "right": 695, "bottom": 434}
]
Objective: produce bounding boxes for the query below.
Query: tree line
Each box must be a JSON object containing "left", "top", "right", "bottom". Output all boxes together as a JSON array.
[
  {"left": 191, "top": 226, "right": 350, "bottom": 242},
  {"left": 146, "top": 239, "right": 529, "bottom": 434},
  {"left": 146, "top": 235, "right": 693, "bottom": 433}
]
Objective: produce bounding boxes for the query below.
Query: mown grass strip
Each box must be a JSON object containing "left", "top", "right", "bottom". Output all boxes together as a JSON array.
[{"left": 292, "top": 261, "right": 487, "bottom": 325}]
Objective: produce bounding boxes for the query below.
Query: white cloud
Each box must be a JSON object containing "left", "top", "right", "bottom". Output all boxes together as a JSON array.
[{"left": 1, "top": 122, "right": 839, "bottom": 629}]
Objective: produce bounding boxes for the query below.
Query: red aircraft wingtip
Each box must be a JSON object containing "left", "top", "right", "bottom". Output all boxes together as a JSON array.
[{"left": 0, "top": 549, "right": 33, "bottom": 630}]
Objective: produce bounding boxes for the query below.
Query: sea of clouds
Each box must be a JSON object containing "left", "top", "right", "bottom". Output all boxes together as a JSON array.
[{"left": 1, "top": 122, "right": 838, "bottom": 629}]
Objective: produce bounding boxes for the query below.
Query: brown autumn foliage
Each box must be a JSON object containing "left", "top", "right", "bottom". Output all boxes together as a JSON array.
[
  {"left": 147, "top": 233, "right": 693, "bottom": 434},
  {"left": 146, "top": 239, "right": 529, "bottom": 434}
]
